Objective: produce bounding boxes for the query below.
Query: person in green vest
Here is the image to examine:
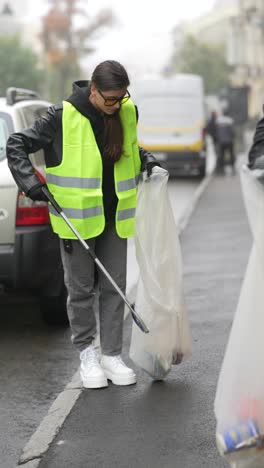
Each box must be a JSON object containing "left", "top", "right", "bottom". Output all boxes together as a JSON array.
[{"left": 6, "top": 60, "right": 160, "bottom": 389}]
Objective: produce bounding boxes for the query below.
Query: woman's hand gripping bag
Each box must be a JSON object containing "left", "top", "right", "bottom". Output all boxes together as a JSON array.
[
  {"left": 214, "top": 166, "right": 264, "bottom": 467},
  {"left": 129, "top": 167, "right": 192, "bottom": 380}
]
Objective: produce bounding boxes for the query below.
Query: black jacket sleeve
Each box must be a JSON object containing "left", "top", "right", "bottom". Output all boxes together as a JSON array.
[
  {"left": 6, "top": 106, "right": 57, "bottom": 194},
  {"left": 248, "top": 117, "right": 264, "bottom": 168},
  {"left": 138, "top": 146, "right": 159, "bottom": 170}
]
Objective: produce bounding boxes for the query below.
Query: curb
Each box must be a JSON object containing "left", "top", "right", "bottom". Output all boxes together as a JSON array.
[
  {"left": 178, "top": 172, "right": 214, "bottom": 235},
  {"left": 18, "top": 372, "right": 82, "bottom": 466},
  {"left": 17, "top": 171, "right": 214, "bottom": 467}
]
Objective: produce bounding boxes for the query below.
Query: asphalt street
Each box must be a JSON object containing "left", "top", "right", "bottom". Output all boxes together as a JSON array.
[
  {"left": 35, "top": 166, "right": 252, "bottom": 468},
  {"left": 0, "top": 176, "right": 200, "bottom": 468}
]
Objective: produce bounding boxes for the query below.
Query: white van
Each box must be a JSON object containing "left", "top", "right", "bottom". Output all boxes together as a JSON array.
[{"left": 133, "top": 74, "right": 207, "bottom": 177}]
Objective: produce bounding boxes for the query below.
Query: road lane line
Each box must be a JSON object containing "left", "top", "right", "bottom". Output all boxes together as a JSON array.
[{"left": 178, "top": 173, "right": 213, "bottom": 235}]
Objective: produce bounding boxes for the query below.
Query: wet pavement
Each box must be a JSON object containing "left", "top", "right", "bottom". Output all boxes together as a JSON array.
[
  {"left": 0, "top": 298, "right": 78, "bottom": 468},
  {"left": 36, "top": 167, "right": 252, "bottom": 468},
  {"left": 0, "top": 177, "right": 200, "bottom": 468}
]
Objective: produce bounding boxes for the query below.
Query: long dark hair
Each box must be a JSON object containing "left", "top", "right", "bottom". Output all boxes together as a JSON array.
[{"left": 91, "top": 60, "right": 130, "bottom": 161}]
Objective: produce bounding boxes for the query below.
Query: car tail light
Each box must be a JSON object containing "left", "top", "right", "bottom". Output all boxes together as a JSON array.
[
  {"left": 202, "top": 127, "right": 207, "bottom": 139},
  {"left": 16, "top": 169, "right": 50, "bottom": 226},
  {"left": 16, "top": 192, "right": 50, "bottom": 226}
]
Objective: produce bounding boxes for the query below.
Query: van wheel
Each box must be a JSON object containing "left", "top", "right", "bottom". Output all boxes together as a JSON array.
[{"left": 40, "top": 288, "right": 69, "bottom": 326}]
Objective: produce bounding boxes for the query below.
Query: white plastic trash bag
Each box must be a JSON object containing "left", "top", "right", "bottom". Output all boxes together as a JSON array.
[
  {"left": 214, "top": 165, "right": 264, "bottom": 467},
  {"left": 129, "top": 166, "right": 192, "bottom": 380}
]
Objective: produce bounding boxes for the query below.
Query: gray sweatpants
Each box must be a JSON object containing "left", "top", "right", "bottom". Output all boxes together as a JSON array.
[{"left": 59, "top": 222, "right": 127, "bottom": 355}]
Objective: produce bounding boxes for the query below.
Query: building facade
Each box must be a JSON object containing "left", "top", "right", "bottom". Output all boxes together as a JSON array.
[
  {"left": 230, "top": 0, "right": 264, "bottom": 117},
  {"left": 0, "top": 0, "right": 29, "bottom": 16},
  {"left": 185, "top": 1, "right": 239, "bottom": 47},
  {"left": 0, "top": 2, "right": 21, "bottom": 36},
  {"left": 172, "top": 0, "right": 264, "bottom": 118},
  {"left": 0, "top": 1, "right": 43, "bottom": 56}
]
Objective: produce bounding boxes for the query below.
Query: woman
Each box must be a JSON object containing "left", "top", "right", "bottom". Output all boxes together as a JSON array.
[{"left": 6, "top": 60, "right": 159, "bottom": 389}]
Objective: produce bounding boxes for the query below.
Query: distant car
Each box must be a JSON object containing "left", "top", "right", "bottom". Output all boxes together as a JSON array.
[{"left": 0, "top": 87, "right": 68, "bottom": 325}]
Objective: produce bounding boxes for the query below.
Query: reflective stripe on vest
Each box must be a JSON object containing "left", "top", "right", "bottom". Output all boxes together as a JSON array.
[
  {"left": 49, "top": 205, "right": 103, "bottom": 219},
  {"left": 45, "top": 99, "right": 141, "bottom": 240},
  {"left": 117, "top": 177, "right": 136, "bottom": 192},
  {"left": 117, "top": 208, "right": 136, "bottom": 221},
  {"left": 117, "top": 174, "right": 141, "bottom": 192},
  {"left": 46, "top": 174, "right": 101, "bottom": 189}
]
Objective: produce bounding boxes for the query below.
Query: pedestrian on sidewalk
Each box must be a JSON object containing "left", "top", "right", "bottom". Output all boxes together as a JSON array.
[
  {"left": 6, "top": 60, "right": 160, "bottom": 389},
  {"left": 215, "top": 109, "right": 236, "bottom": 174},
  {"left": 207, "top": 110, "right": 218, "bottom": 152}
]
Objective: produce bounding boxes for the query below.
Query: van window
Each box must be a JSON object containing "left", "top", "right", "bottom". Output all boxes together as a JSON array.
[
  {"left": 138, "top": 95, "right": 203, "bottom": 129},
  {"left": 0, "top": 112, "right": 14, "bottom": 162}
]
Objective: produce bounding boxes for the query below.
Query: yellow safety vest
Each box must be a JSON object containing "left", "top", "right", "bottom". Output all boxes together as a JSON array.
[{"left": 45, "top": 99, "right": 141, "bottom": 239}]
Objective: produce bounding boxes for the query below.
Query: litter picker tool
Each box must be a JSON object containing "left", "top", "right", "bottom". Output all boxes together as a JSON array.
[{"left": 42, "top": 186, "right": 149, "bottom": 334}]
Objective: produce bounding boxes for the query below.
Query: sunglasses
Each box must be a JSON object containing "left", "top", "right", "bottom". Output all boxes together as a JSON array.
[{"left": 97, "top": 89, "right": 130, "bottom": 107}]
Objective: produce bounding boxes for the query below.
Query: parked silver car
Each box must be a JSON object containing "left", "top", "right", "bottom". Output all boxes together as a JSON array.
[{"left": 0, "top": 87, "right": 67, "bottom": 325}]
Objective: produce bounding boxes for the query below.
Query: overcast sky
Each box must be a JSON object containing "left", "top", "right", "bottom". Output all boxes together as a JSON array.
[{"left": 28, "top": 0, "right": 216, "bottom": 79}]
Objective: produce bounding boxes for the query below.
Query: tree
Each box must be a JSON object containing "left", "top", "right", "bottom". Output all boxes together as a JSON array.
[
  {"left": 168, "top": 35, "right": 230, "bottom": 94},
  {"left": 0, "top": 36, "right": 43, "bottom": 96},
  {"left": 41, "top": 0, "right": 116, "bottom": 100}
]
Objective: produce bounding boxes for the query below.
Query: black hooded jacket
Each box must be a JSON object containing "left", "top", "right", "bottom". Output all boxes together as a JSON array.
[{"left": 6, "top": 80, "right": 156, "bottom": 220}]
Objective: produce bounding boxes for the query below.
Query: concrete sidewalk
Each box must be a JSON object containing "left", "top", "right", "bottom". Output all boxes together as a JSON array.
[{"left": 22, "top": 171, "right": 252, "bottom": 468}]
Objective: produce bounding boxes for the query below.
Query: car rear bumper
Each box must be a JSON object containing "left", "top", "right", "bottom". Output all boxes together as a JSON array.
[
  {"left": 0, "top": 224, "right": 63, "bottom": 292},
  {"left": 154, "top": 150, "right": 206, "bottom": 176}
]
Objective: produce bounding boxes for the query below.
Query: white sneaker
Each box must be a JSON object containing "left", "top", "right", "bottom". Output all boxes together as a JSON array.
[
  {"left": 80, "top": 345, "right": 108, "bottom": 389},
  {"left": 101, "top": 355, "right": 137, "bottom": 386}
]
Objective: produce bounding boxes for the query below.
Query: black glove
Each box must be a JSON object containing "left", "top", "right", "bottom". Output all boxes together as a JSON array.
[
  {"left": 146, "top": 161, "right": 161, "bottom": 177},
  {"left": 27, "top": 182, "right": 49, "bottom": 202}
]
